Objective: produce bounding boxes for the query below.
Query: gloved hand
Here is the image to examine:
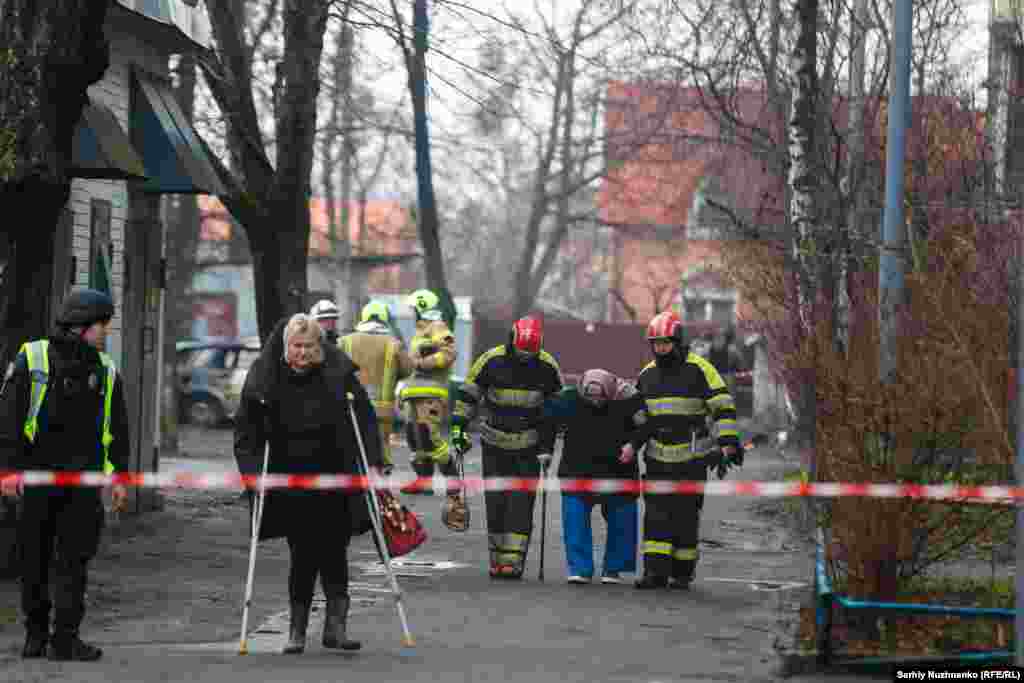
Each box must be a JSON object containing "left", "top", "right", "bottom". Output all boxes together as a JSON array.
[
  {"left": 726, "top": 444, "right": 744, "bottom": 469},
  {"left": 618, "top": 443, "right": 636, "bottom": 465},
  {"left": 450, "top": 425, "right": 472, "bottom": 456},
  {"left": 537, "top": 453, "right": 553, "bottom": 469}
]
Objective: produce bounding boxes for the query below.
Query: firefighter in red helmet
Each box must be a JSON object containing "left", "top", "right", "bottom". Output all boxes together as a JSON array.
[
  {"left": 451, "top": 317, "right": 562, "bottom": 579},
  {"left": 625, "top": 311, "right": 743, "bottom": 590}
]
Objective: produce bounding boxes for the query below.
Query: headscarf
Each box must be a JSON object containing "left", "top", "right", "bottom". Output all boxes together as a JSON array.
[{"left": 579, "top": 368, "right": 636, "bottom": 407}]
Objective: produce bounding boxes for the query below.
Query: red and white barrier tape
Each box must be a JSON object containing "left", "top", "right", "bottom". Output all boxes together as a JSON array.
[{"left": 0, "top": 470, "right": 1021, "bottom": 504}]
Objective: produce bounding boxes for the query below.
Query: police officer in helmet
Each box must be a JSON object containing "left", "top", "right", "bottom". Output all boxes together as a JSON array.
[{"left": 0, "top": 288, "right": 130, "bottom": 661}]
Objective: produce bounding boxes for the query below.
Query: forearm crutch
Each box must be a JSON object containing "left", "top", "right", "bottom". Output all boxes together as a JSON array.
[
  {"left": 239, "top": 441, "right": 270, "bottom": 655},
  {"left": 347, "top": 393, "right": 415, "bottom": 647}
]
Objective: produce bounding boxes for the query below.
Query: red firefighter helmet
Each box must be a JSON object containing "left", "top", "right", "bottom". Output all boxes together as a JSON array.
[
  {"left": 647, "top": 311, "right": 684, "bottom": 343},
  {"left": 511, "top": 317, "right": 543, "bottom": 356}
]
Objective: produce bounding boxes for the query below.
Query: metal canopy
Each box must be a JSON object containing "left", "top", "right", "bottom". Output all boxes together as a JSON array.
[
  {"left": 132, "top": 72, "right": 227, "bottom": 195},
  {"left": 69, "top": 97, "right": 148, "bottom": 181}
]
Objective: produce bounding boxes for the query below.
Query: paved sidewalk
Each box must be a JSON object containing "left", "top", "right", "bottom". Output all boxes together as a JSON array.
[{"left": 0, "top": 428, "right": 835, "bottom": 682}]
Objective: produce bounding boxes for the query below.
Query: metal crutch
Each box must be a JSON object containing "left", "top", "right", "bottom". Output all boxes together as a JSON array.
[
  {"left": 347, "top": 393, "right": 416, "bottom": 647},
  {"left": 537, "top": 452, "right": 553, "bottom": 582},
  {"left": 239, "top": 441, "right": 270, "bottom": 655}
]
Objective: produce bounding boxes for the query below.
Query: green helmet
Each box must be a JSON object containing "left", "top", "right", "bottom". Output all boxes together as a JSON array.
[
  {"left": 360, "top": 300, "right": 391, "bottom": 325},
  {"left": 408, "top": 289, "right": 442, "bottom": 321}
]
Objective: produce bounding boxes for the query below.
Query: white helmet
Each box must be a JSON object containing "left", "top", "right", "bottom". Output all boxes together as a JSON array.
[{"left": 309, "top": 299, "right": 340, "bottom": 321}]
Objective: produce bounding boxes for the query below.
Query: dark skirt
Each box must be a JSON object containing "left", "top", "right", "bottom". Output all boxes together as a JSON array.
[{"left": 253, "top": 489, "right": 373, "bottom": 542}]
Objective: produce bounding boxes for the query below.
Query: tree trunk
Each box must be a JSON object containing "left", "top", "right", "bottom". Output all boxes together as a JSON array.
[
  {"left": 838, "top": 0, "right": 868, "bottom": 356},
  {"left": 0, "top": 0, "right": 111, "bottom": 364},
  {"left": 788, "top": 0, "right": 819, "bottom": 461}
]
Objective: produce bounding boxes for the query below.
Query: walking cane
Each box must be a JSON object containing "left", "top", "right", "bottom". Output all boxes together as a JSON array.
[
  {"left": 537, "top": 453, "right": 552, "bottom": 582},
  {"left": 239, "top": 441, "right": 270, "bottom": 655},
  {"left": 347, "top": 393, "right": 416, "bottom": 648}
]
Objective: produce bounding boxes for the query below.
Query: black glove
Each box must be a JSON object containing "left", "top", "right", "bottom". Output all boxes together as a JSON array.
[{"left": 713, "top": 451, "right": 730, "bottom": 480}]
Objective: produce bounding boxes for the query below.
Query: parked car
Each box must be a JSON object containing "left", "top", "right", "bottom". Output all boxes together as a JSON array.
[{"left": 175, "top": 338, "right": 260, "bottom": 427}]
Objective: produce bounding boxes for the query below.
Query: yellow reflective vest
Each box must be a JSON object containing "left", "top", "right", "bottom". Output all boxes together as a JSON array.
[{"left": 20, "top": 340, "right": 116, "bottom": 474}]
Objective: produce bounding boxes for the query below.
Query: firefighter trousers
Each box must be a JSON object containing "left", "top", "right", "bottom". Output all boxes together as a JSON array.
[
  {"left": 19, "top": 487, "right": 104, "bottom": 639},
  {"left": 641, "top": 459, "right": 707, "bottom": 581},
  {"left": 481, "top": 443, "right": 541, "bottom": 576}
]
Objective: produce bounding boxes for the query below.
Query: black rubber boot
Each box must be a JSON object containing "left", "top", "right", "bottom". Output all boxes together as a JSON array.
[
  {"left": 282, "top": 602, "right": 311, "bottom": 654},
  {"left": 322, "top": 596, "right": 361, "bottom": 651},
  {"left": 47, "top": 635, "right": 102, "bottom": 662},
  {"left": 669, "top": 577, "right": 693, "bottom": 591},
  {"left": 21, "top": 632, "right": 48, "bottom": 659},
  {"left": 634, "top": 574, "right": 670, "bottom": 590}
]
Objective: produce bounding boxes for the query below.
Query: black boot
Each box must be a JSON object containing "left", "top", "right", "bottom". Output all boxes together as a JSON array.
[
  {"left": 322, "top": 596, "right": 361, "bottom": 651},
  {"left": 21, "top": 632, "right": 48, "bottom": 659},
  {"left": 634, "top": 574, "right": 670, "bottom": 590},
  {"left": 282, "top": 602, "right": 311, "bottom": 654},
  {"left": 669, "top": 576, "right": 692, "bottom": 591},
  {"left": 47, "top": 634, "right": 102, "bottom": 662}
]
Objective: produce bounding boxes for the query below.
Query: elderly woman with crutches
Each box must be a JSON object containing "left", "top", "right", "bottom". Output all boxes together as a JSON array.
[{"left": 234, "top": 313, "right": 385, "bottom": 655}]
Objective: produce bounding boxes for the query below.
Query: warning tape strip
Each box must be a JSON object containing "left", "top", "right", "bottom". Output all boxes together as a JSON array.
[{"left": 0, "top": 471, "right": 1021, "bottom": 504}]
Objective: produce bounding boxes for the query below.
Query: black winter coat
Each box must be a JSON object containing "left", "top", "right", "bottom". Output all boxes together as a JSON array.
[
  {"left": 547, "top": 389, "right": 649, "bottom": 498},
  {"left": 233, "top": 318, "right": 384, "bottom": 541}
]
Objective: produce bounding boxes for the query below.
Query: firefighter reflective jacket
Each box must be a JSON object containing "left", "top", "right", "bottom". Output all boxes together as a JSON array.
[
  {"left": 636, "top": 352, "right": 740, "bottom": 463},
  {"left": 339, "top": 329, "right": 413, "bottom": 418},
  {"left": 400, "top": 319, "right": 457, "bottom": 404},
  {"left": 453, "top": 345, "right": 562, "bottom": 452}
]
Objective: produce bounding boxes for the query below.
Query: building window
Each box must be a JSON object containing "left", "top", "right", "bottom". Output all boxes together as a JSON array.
[
  {"left": 89, "top": 199, "right": 114, "bottom": 298},
  {"left": 683, "top": 296, "right": 736, "bottom": 324}
]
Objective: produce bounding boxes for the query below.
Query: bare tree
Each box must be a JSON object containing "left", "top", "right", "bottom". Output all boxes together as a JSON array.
[
  {"left": 0, "top": 0, "right": 111, "bottom": 364},
  {"left": 198, "top": 0, "right": 331, "bottom": 340}
]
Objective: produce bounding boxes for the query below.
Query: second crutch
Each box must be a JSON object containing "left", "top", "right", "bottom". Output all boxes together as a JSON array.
[
  {"left": 239, "top": 440, "right": 270, "bottom": 655},
  {"left": 347, "top": 393, "right": 415, "bottom": 647}
]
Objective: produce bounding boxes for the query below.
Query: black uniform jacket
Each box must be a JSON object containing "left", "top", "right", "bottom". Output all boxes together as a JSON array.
[
  {"left": 233, "top": 318, "right": 383, "bottom": 541},
  {"left": 454, "top": 345, "right": 563, "bottom": 453},
  {"left": 636, "top": 353, "right": 741, "bottom": 449},
  {"left": 0, "top": 333, "right": 130, "bottom": 474}
]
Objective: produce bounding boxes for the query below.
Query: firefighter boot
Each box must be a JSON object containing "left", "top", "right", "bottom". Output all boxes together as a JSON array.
[
  {"left": 402, "top": 459, "right": 435, "bottom": 495},
  {"left": 322, "top": 596, "right": 361, "bottom": 651},
  {"left": 47, "top": 635, "right": 102, "bottom": 662},
  {"left": 282, "top": 602, "right": 310, "bottom": 654},
  {"left": 634, "top": 574, "right": 670, "bottom": 590},
  {"left": 21, "top": 632, "right": 48, "bottom": 659}
]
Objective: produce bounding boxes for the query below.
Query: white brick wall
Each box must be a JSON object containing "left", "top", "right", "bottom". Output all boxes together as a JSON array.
[{"left": 67, "top": 21, "right": 171, "bottom": 366}]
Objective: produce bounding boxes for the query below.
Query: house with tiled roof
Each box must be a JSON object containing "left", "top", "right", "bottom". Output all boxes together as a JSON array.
[
  {"left": 189, "top": 196, "right": 420, "bottom": 338},
  {"left": 597, "top": 82, "right": 784, "bottom": 330}
]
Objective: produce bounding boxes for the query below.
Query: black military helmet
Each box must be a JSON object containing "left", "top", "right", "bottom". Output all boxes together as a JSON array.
[{"left": 57, "top": 288, "right": 115, "bottom": 327}]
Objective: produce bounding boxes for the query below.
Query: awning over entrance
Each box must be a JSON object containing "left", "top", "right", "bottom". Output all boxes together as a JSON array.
[
  {"left": 70, "top": 97, "right": 148, "bottom": 181},
  {"left": 132, "top": 72, "right": 226, "bottom": 195}
]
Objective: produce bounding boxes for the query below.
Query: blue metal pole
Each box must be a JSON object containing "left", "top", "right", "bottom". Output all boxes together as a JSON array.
[
  {"left": 413, "top": 0, "right": 437, "bottom": 255},
  {"left": 878, "top": 0, "right": 912, "bottom": 385}
]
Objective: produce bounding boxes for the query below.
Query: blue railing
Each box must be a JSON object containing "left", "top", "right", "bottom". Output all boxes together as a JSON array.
[{"left": 814, "top": 527, "right": 1014, "bottom": 668}]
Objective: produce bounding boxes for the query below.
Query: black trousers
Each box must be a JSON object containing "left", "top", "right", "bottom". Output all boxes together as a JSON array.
[
  {"left": 19, "top": 487, "right": 104, "bottom": 638},
  {"left": 481, "top": 443, "right": 541, "bottom": 572},
  {"left": 287, "top": 530, "right": 351, "bottom": 605},
  {"left": 641, "top": 459, "right": 707, "bottom": 581}
]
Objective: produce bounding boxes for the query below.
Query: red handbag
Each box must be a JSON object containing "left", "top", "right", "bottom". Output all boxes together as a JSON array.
[{"left": 376, "top": 490, "right": 427, "bottom": 558}]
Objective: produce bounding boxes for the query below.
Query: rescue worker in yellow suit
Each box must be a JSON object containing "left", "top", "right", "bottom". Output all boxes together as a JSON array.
[
  {"left": 397, "top": 290, "right": 460, "bottom": 498},
  {"left": 451, "top": 316, "right": 562, "bottom": 579},
  {"left": 626, "top": 310, "right": 743, "bottom": 590},
  {"left": 339, "top": 301, "right": 414, "bottom": 469}
]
